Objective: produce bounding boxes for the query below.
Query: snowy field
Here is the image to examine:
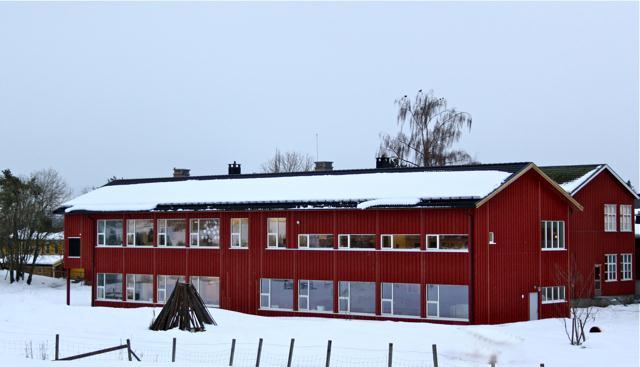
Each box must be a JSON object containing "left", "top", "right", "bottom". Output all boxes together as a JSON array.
[{"left": 0, "top": 272, "right": 637, "bottom": 367}]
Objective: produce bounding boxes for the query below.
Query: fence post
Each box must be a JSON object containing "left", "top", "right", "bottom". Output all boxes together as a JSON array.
[
  {"left": 126, "top": 339, "right": 132, "bottom": 361},
  {"left": 388, "top": 343, "right": 393, "bottom": 367},
  {"left": 172, "top": 337, "right": 176, "bottom": 362},
  {"left": 432, "top": 344, "right": 438, "bottom": 367},
  {"left": 255, "top": 338, "right": 263, "bottom": 367},
  {"left": 229, "top": 339, "right": 236, "bottom": 366},
  {"left": 55, "top": 334, "right": 59, "bottom": 361},
  {"left": 287, "top": 338, "right": 295, "bottom": 367},
  {"left": 325, "top": 340, "right": 332, "bottom": 367}
]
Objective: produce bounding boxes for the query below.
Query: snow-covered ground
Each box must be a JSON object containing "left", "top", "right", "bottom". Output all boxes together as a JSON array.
[{"left": 0, "top": 272, "right": 637, "bottom": 367}]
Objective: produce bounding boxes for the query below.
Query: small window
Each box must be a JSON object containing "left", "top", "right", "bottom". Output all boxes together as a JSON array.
[
  {"left": 126, "top": 219, "right": 154, "bottom": 246},
  {"left": 621, "top": 254, "right": 632, "bottom": 281},
  {"left": 488, "top": 232, "right": 495, "bottom": 245},
  {"left": 604, "top": 204, "right": 617, "bottom": 232},
  {"left": 231, "top": 218, "right": 249, "bottom": 248},
  {"left": 190, "top": 219, "right": 220, "bottom": 247},
  {"left": 541, "top": 286, "right": 566, "bottom": 304},
  {"left": 68, "top": 238, "right": 81, "bottom": 258},
  {"left": 426, "top": 235, "right": 468, "bottom": 251},
  {"left": 97, "top": 220, "right": 123, "bottom": 246},
  {"left": 338, "top": 234, "right": 375, "bottom": 249},
  {"left": 541, "top": 221, "right": 565, "bottom": 250},
  {"left": 381, "top": 234, "right": 420, "bottom": 250},
  {"left": 298, "top": 234, "right": 333, "bottom": 249},
  {"left": 157, "top": 219, "right": 186, "bottom": 246},
  {"left": 605, "top": 254, "right": 617, "bottom": 281},
  {"left": 620, "top": 205, "right": 632, "bottom": 232},
  {"left": 267, "top": 218, "right": 287, "bottom": 248}
]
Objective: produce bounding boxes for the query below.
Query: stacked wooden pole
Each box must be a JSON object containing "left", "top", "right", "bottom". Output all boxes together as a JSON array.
[{"left": 150, "top": 282, "right": 216, "bottom": 332}]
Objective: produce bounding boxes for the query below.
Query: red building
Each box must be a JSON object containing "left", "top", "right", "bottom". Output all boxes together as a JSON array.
[{"left": 57, "top": 161, "right": 636, "bottom": 325}]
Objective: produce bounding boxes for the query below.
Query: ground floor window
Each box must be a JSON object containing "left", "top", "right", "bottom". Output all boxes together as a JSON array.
[
  {"left": 621, "top": 254, "right": 632, "bottom": 280},
  {"left": 381, "top": 282, "right": 421, "bottom": 317},
  {"left": 338, "top": 281, "right": 375, "bottom": 314},
  {"left": 191, "top": 276, "right": 220, "bottom": 307},
  {"left": 260, "top": 278, "right": 293, "bottom": 310},
  {"left": 299, "top": 280, "right": 333, "bottom": 312},
  {"left": 126, "top": 274, "right": 153, "bottom": 302},
  {"left": 96, "top": 273, "right": 123, "bottom": 300},
  {"left": 426, "top": 284, "right": 469, "bottom": 320},
  {"left": 157, "top": 275, "right": 185, "bottom": 303},
  {"left": 605, "top": 254, "right": 617, "bottom": 281},
  {"left": 541, "top": 286, "right": 566, "bottom": 304}
]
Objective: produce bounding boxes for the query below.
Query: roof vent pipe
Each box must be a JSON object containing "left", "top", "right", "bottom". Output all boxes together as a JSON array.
[
  {"left": 228, "top": 161, "right": 241, "bottom": 175},
  {"left": 173, "top": 168, "right": 190, "bottom": 177},
  {"left": 314, "top": 161, "right": 333, "bottom": 172}
]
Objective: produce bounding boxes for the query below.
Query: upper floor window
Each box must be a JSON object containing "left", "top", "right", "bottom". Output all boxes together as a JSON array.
[
  {"left": 231, "top": 218, "right": 249, "bottom": 248},
  {"left": 604, "top": 204, "right": 617, "bottom": 232},
  {"left": 298, "top": 234, "right": 333, "bottom": 249},
  {"left": 338, "top": 234, "right": 375, "bottom": 249},
  {"left": 621, "top": 254, "right": 632, "bottom": 281},
  {"left": 157, "top": 219, "right": 186, "bottom": 247},
  {"left": 541, "top": 221, "right": 565, "bottom": 250},
  {"left": 190, "top": 219, "right": 220, "bottom": 247},
  {"left": 426, "top": 234, "right": 468, "bottom": 252},
  {"left": 68, "top": 238, "right": 81, "bottom": 258},
  {"left": 605, "top": 254, "right": 617, "bottom": 281},
  {"left": 381, "top": 234, "right": 420, "bottom": 250},
  {"left": 267, "top": 218, "right": 286, "bottom": 248},
  {"left": 619, "top": 205, "right": 632, "bottom": 232},
  {"left": 126, "top": 219, "right": 154, "bottom": 246},
  {"left": 97, "top": 220, "right": 123, "bottom": 246}
]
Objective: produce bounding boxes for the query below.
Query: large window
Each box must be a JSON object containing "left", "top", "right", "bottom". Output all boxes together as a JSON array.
[
  {"left": 338, "top": 234, "right": 375, "bottom": 249},
  {"left": 231, "top": 218, "right": 249, "bottom": 248},
  {"left": 126, "top": 274, "right": 153, "bottom": 303},
  {"left": 541, "top": 286, "right": 566, "bottom": 304},
  {"left": 620, "top": 205, "right": 632, "bottom": 232},
  {"left": 298, "top": 234, "right": 334, "bottom": 249},
  {"left": 298, "top": 280, "right": 333, "bottom": 312},
  {"left": 191, "top": 276, "right": 220, "bottom": 306},
  {"left": 604, "top": 204, "right": 617, "bottom": 232},
  {"left": 426, "top": 234, "right": 468, "bottom": 251},
  {"left": 426, "top": 284, "right": 469, "bottom": 321},
  {"left": 338, "top": 281, "right": 375, "bottom": 314},
  {"left": 381, "top": 283, "right": 421, "bottom": 317},
  {"left": 96, "top": 273, "right": 123, "bottom": 300},
  {"left": 190, "top": 219, "right": 220, "bottom": 247},
  {"left": 605, "top": 254, "right": 617, "bottom": 281},
  {"left": 540, "top": 221, "right": 565, "bottom": 250},
  {"left": 267, "top": 218, "right": 286, "bottom": 248},
  {"left": 158, "top": 219, "right": 186, "bottom": 246},
  {"left": 157, "top": 275, "right": 185, "bottom": 303},
  {"left": 621, "top": 254, "right": 632, "bottom": 281},
  {"left": 381, "top": 235, "right": 421, "bottom": 250},
  {"left": 126, "top": 219, "right": 154, "bottom": 246},
  {"left": 260, "top": 278, "right": 293, "bottom": 310},
  {"left": 97, "top": 220, "right": 123, "bottom": 246}
]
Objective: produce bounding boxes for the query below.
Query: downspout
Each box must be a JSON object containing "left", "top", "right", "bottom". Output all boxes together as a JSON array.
[{"left": 469, "top": 208, "right": 475, "bottom": 324}]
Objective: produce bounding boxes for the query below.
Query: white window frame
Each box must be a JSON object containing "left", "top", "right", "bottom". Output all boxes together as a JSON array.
[
  {"left": 381, "top": 282, "right": 421, "bottom": 318},
  {"left": 605, "top": 254, "right": 617, "bottom": 281},
  {"left": 157, "top": 219, "right": 186, "bottom": 247},
  {"left": 338, "top": 281, "right": 351, "bottom": 313},
  {"left": 96, "top": 272, "right": 122, "bottom": 301},
  {"left": 259, "top": 278, "right": 293, "bottom": 310},
  {"left": 298, "top": 279, "right": 333, "bottom": 313},
  {"left": 620, "top": 205, "right": 632, "bottom": 232},
  {"left": 267, "top": 218, "right": 286, "bottom": 249},
  {"left": 338, "top": 234, "right": 376, "bottom": 250},
  {"left": 426, "top": 234, "right": 469, "bottom": 252},
  {"left": 426, "top": 284, "right": 469, "bottom": 321},
  {"left": 604, "top": 204, "right": 617, "bottom": 232},
  {"left": 297, "top": 234, "right": 334, "bottom": 250},
  {"left": 189, "top": 218, "right": 220, "bottom": 248},
  {"left": 488, "top": 232, "right": 496, "bottom": 245},
  {"left": 230, "top": 218, "right": 249, "bottom": 249},
  {"left": 621, "top": 253, "right": 632, "bottom": 281},
  {"left": 541, "top": 221, "right": 566, "bottom": 250},
  {"left": 97, "top": 219, "right": 123, "bottom": 247},
  {"left": 126, "top": 219, "right": 153, "bottom": 247},
  {"left": 541, "top": 286, "right": 566, "bottom": 304},
  {"left": 126, "top": 274, "right": 153, "bottom": 303},
  {"left": 380, "top": 234, "right": 421, "bottom": 251}
]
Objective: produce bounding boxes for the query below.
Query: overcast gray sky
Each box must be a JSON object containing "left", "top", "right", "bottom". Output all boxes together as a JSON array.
[{"left": 0, "top": 2, "right": 638, "bottom": 195}]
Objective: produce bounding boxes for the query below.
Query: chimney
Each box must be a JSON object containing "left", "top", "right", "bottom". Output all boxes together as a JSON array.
[
  {"left": 376, "top": 156, "right": 396, "bottom": 169},
  {"left": 228, "top": 161, "right": 241, "bottom": 175},
  {"left": 173, "top": 168, "right": 190, "bottom": 177},
  {"left": 314, "top": 161, "right": 333, "bottom": 172}
]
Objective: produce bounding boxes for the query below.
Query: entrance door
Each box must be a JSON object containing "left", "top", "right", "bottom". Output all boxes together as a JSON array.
[
  {"left": 594, "top": 265, "right": 602, "bottom": 296},
  {"left": 529, "top": 292, "right": 538, "bottom": 320}
]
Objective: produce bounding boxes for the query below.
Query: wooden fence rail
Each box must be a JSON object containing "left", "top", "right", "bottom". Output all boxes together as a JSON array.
[{"left": 54, "top": 334, "right": 140, "bottom": 362}]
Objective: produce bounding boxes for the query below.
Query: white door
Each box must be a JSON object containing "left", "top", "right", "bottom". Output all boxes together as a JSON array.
[{"left": 529, "top": 292, "right": 538, "bottom": 320}]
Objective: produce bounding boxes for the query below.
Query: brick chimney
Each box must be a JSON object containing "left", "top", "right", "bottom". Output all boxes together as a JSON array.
[
  {"left": 173, "top": 168, "right": 190, "bottom": 177},
  {"left": 314, "top": 161, "right": 333, "bottom": 172},
  {"left": 228, "top": 161, "right": 241, "bottom": 175}
]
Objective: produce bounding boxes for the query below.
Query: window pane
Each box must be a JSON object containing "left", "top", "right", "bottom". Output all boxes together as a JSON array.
[
  {"left": 338, "top": 235, "right": 349, "bottom": 248},
  {"left": 241, "top": 219, "right": 249, "bottom": 247},
  {"left": 194, "top": 276, "right": 219, "bottom": 306},
  {"left": 541, "top": 222, "right": 546, "bottom": 247},
  {"left": 310, "top": 234, "right": 333, "bottom": 248},
  {"left": 307, "top": 280, "right": 333, "bottom": 312},
  {"left": 104, "top": 274, "right": 123, "bottom": 300},
  {"left": 299, "top": 296, "right": 308, "bottom": 310},
  {"left": 165, "top": 219, "right": 186, "bottom": 246},
  {"left": 339, "top": 281, "right": 349, "bottom": 297},
  {"left": 427, "top": 284, "right": 438, "bottom": 301},
  {"left": 260, "top": 295, "right": 269, "bottom": 308},
  {"left": 268, "top": 234, "right": 278, "bottom": 247},
  {"left": 427, "top": 236, "right": 438, "bottom": 249},
  {"left": 268, "top": 218, "right": 279, "bottom": 235},
  {"left": 298, "top": 235, "right": 308, "bottom": 247},
  {"left": 339, "top": 298, "right": 348, "bottom": 312},
  {"left": 382, "top": 283, "right": 392, "bottom": 299},
  {"left": 133, "top": 219, "right": 154, "bottom": 246},
  {"left": 269, "top": 279, "right": 293, "bottom": 310},
  {"left": 261, "top": 278, "right": 270, "bottom": 293},
  {"left": 392, "top": 283, "right": 420, "bottom": 317},
  {"left": 98, "top": 220, "right": 105, "bottom": 233},
  {"left": 427, "top": 302, "right": 438, "bottom": 317},
  {"left": 299, "top": 280, "right": 309, "bottom": 295},
  {"left": 134, "top": 274, "right": 153, "bottom": 302},
  {"left": 198, "top": 219, "right": 220, "bottom": 247},
  {"left": 105, "top": 220, "right": 123, "bottom": 246},
  {"left": 381, "top": 235, "right": 392, "bottom": 248},
  {"left": 231, "top": 219, "right": 240, "bottom": 234},
  {"left": 439, "top": 235, "right": 468, "bottom": 250},
  {"left": 277, "top": 220, "right": 286, "bottom": 247},
  {"left": 394, "top": 235, "right": 420, "bottom": 249},
  {"left": 348, "top": 282, "right": 375, "bottom": 314},
  {"left": 382, "top": 300, "right": 392, "bottom": 314},
  {"left": 350, "top": 235, "right": 375, "bottom": 249},
  {"left": 438, "top": 285, "right": 468, "bottom": 320}
]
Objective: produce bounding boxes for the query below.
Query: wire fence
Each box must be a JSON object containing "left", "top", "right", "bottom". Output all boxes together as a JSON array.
[{"left": 0, "top": 333, "right": 544, "bottom": 367}]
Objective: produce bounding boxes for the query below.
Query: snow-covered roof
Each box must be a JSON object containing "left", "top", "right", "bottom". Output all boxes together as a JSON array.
[
  {"left": 61, "top": 168, "right": 519, "bottom": 213},
  {"left": 541, "top": 164, "right": 638, "bottom": 199}
]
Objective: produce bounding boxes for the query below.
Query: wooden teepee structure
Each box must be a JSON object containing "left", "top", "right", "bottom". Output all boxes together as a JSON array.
[{"left": 150, "top": 282, "right": 217, "bottom": 332}]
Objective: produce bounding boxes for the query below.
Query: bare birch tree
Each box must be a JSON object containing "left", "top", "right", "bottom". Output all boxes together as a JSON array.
[{"left": 261, "top": 149, "right": 314, "bottom": 173}]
